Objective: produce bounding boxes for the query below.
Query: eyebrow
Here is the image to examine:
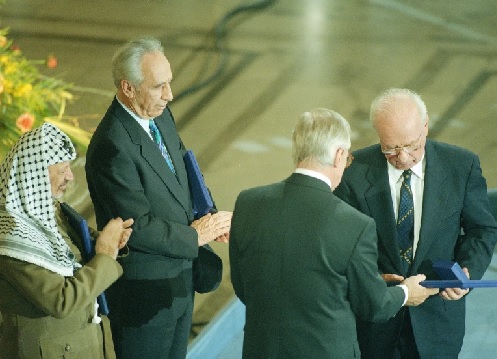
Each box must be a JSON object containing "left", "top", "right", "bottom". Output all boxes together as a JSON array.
[
  {"left": 154, "top": 80, "right": 172, "bottom": 87},
  {"left": 383, "top": 134, "right": 421, "bottom": 149}
]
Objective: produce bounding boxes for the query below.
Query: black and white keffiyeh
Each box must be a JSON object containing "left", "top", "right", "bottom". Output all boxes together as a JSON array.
[{"left": 0, "top": 123, "right": 79, "bottom": 276}]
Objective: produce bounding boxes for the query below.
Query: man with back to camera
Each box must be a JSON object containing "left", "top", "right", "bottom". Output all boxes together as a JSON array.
[
  {"left": 334, "top": 88, "right": 497, "bottom": 358},
  {"left": 85, "top": 36, "right": 232, "bottom": 359},
  {"left": 229, "top": 108, "right": 438, "bottom": 359}
]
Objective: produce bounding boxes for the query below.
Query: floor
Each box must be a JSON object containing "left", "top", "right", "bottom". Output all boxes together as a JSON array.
[{"left": 2, "top": 0, "right": 497, "bottom": 357}]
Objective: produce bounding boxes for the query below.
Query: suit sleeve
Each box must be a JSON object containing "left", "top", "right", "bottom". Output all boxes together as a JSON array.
[
  {"left": 334, "top": 174, "right": 358, "bottom": 209},
  {"left": 229, "top": 194, "right": 245, "bottom": 303},
  {"left": 455, "top": 155, "right": 497, "bottom": 279},
  {"left": 86, "top": 134, "right": 198, "bottom": 260},
  {"left": 346, "top": 219, "right": 405, "bottom": 322},
  {"left": 0, "top": 254, "right": 122, "bottom": 319}
]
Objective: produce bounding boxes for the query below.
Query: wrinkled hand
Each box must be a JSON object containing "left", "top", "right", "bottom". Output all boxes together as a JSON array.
[
  {"left": 439, "top": 267, "right": 470, "bottom": 301},
  {"left": 191, "top": 211, "right": 232, "bottom": 246},
  {"left": 381, "top": 273, "right": 405, "bottom": 284},
  {"left": 402, "top": 274, "right": 439, "bottom": 306},
  {"left": 215, "top": 232, "right": 230, "bottom": 243},
  {"left": 95, "top": 217, "right": 134, "bottom": 259}
]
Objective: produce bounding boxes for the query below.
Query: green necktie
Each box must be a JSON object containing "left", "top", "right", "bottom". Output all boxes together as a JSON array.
[
  {"left": 397, "top": 169, "right": 414, "bottom": 273},
  {"left": 149, "top": 120, "right": 176, "bottom": 175}
]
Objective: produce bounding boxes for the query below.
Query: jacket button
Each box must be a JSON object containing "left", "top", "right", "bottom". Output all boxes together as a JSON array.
[{"left": 65, "top": 344, "right": 71, "bottom": 352}]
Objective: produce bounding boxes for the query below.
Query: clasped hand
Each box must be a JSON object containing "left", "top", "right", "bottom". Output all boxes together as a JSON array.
[
  {"left": 95, "top": 218, "right": 134, "bottom": 259},
  {"left": 191, "top": 211, "right": 232, "bottom": 246}
]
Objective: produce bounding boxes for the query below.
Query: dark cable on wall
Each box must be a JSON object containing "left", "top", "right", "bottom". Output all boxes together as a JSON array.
[{"left": 174, "top": 0, "right": 277, "bottom": 102}]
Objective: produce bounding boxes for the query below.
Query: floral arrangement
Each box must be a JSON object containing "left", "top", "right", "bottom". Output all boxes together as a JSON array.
[{"left": 0, "top": 8, "right": 91, "bottom": 160}]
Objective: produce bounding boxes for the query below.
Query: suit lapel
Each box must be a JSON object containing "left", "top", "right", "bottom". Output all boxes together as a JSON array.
[
  {"left": 155, "top": 107, "right": 190, "bottom": 193},
  {"left": 363, "top": 152, "right": 400, "bottom": 271},
  {"left": 411, "top": 140, "right": 449, "bottom": 271},
  {"left": 115, "top": 101, "right": 191, "bottom": 214}
]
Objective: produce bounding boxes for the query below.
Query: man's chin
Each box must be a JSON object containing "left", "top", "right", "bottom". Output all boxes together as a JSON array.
[
  {"left": 154, "top": 107, "right": 166, "bottom": 116},
  {"left": 52, "top": 189, "right": 66, "bottom": 200}
]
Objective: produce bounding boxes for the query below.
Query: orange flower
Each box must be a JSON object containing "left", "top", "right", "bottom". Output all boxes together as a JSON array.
[
  {"left": 9, "top": 44, "right": 21, "bottom": 54},
  {"left": 46, "top": 54, "right": 58, "bottom": 69},
  {"left": 16, "top": 113, "right": 35, "bottom": 133}
]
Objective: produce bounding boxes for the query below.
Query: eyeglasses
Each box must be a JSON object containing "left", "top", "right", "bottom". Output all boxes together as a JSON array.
[
  {"left": 380, "top": 133, "right": 423, "bottom": 156},
  {"left": 346, "top": 152, "right": 354, "bottom": 168}
]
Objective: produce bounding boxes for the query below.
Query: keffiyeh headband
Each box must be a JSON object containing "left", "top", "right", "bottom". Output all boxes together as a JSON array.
[{"left": 0, "top": 123, "right": 79, "bottom": 276}]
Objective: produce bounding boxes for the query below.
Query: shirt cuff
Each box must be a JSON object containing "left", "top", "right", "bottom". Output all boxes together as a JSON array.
[{"left": 397, "top": 284, "right": 408, "bottom": 306}]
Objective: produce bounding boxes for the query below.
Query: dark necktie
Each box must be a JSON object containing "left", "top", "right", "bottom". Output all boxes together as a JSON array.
[
  {"left": 397, "top": 169, "right": 414, "bottom": 273},
  {"left": 149, "top": 120, "right": 176, "bottom": 175}
]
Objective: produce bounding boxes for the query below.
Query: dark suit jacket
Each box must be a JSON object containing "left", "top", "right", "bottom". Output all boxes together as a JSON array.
[
  {"left": 229, "top": 173, "right": 406, "bottom": 359},
  {"left": 334, "top": 139, "right": 497, "bottom": 358},
  {"left": 86, "top": 99, "right": 199, "bottom": 326}
]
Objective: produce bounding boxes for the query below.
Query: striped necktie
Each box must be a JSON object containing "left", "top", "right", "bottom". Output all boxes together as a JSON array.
[
  {"left": 149, "top": 120, "right": 176, "bottom": 175},
  {"left": 397, "top": 169, "right": 414, "bottom": 273}
]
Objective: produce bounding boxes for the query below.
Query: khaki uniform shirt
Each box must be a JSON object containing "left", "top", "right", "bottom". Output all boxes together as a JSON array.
[{"left": 0, "top": 204, "right": 122, "bottom": 359}]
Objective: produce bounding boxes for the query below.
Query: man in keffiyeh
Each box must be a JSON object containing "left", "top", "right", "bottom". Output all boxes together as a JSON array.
[{"left": 0, "top": 123, "right": 133, "bottom": 359}]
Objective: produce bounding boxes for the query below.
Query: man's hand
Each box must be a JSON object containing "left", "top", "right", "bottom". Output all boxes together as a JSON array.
[
  {"left": 402, "top": 274, "right": 439, "bottom": 306},
  {"left": 214, "top": 232, "right": 230, "bottom": 244},
  {"left": 95, "top": 217, "right": 134, "bottom": 259},
  {"left": 381, "top": 273, "right": 405, "bottom": 284},
  {"left": 439, "top": 267, "right": 470, "bottom": 301},
  {"left": 191, "top": 211, "right": 232, "bottom": 246}
]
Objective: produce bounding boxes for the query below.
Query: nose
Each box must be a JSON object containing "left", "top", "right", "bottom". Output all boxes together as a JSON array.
[
  {"left": 162, "top": 82, "right": 173, "bottom": 101},
  {"left": 394, "top": 148, "right": 412, "bottom": 163},
  {"left": 66, "top": 167, "right": 74, "bottom": 182}
]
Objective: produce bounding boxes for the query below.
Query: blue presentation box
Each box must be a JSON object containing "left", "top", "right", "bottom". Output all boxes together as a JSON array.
[{"left": 421, "top": 260, "right": 497, "bottom": 289}]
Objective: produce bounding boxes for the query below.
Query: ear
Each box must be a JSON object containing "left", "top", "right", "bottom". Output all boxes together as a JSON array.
[
  {"left": 121, "top": 80, "right": 135, "bottom": 98},
  {"left": 333, "top": 148, "right": 344, "bottom": 168},
  {"left": 424, "top": 116, "right": 429, "bottom": 136}
]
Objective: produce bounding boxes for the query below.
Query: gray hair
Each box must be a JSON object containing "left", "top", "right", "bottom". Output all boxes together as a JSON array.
[
  {"left": 370, "top": 88, "right": 427, "bottom": 129},
  {"left": 292, "top": 108, "right": 351, "bottom": 166},
  {"left": 112, "top": 36, "right": 164, "bottom": 88}
]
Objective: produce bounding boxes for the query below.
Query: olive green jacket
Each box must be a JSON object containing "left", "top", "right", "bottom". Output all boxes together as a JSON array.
[{"left": 0, "top": 206, "right": 123, "bottom": 359}]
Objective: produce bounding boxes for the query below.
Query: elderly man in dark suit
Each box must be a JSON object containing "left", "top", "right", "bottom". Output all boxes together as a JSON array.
[
  {"left": 85, "top": 36, "right": 232, "bottom": 359},
  {"left": 229, "top": 108, "right": 437, "bottom": 359},
  {"left": 334, "top": 88, "right": 497, "bottom": 358}
]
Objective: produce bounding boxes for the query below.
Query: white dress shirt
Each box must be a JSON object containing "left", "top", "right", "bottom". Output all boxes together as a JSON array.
[
  {"left": 116, "top": 96, "right": 154, "bottom": 141},
  {"left": 387, "top": 155, "right": 425, "bottom": 258},
  {"left": 294, "top": 168, "right": 332, "bottom": 189}
]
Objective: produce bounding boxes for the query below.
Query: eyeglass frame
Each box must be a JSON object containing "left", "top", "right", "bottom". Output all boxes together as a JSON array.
[{"left": 380, "top": 133, "right": 423, "bottom": 156}]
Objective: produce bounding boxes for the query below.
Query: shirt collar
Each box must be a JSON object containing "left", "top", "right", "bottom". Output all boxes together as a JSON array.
[
  {"left": 116, "top": 96, "right": 153, "bottom": 136},
  {"left": 294, "top": 168, "right": 332, "bottom": 189}
]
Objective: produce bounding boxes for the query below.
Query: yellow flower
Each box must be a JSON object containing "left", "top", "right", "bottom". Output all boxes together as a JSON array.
[
  {"left": 4, "top": 61, "right": 18, "bottom": 74},
  {"left": 2, "top": 78, "right": 12, "bottom": 92},
  {"left": 0, "top": 26, "right": 91, "bottom": 160},
  {"left": 13, "top": 83, "right": 32, "bottom": 97}
]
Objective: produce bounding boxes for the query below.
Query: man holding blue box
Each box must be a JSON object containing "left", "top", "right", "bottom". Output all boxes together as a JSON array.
[
  {"left": 86, "top": 36, "right": 232, "bottom": 359},
  {"left": 335, "top": 88, "right": 497, "bottom": 358}
]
